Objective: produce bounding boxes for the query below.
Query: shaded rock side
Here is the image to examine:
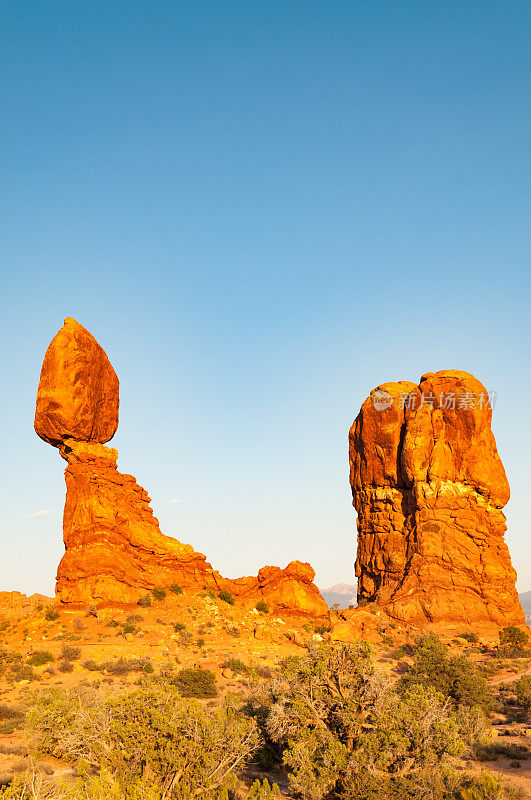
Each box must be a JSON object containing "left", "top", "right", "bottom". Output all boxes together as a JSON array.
[{"left": 349, "top": 370, "right": 524, "bottom": 627}]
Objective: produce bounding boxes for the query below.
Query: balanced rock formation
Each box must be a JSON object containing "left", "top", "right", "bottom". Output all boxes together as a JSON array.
[
  {"left": 349, "top": 370, "right": 524, "bottom": 627},
  {"left": 35, "top": 318, "right": 327, "bottom": 619},
  {"left": 35, "top": 317, "right": 119, "bottom": 447}
]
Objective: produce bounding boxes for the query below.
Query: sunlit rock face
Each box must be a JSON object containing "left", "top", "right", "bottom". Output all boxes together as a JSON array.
[
  {"left": 34, "top": 317, "right": 119, "bottom": 447},
  {"left": 349, "top": 370, "right": 524, "bottom": 627},
  {"left": 35, "top": 318, "right": 328, "bottom": 619}
]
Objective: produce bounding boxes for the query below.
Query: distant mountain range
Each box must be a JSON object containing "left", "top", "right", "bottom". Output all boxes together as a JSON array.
[
  {"left": 321, "top": 583, "right": 357, "bottom": 609},
  {"left": 321, "top": 584, "right": 531, "bottom": 617},
  {"left": 519, "top": 590, "right": 531, "bottom": 617}
]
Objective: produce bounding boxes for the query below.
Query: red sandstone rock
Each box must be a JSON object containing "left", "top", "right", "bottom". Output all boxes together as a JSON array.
[
  {"left": 34, "top": 318, "right": 119, "bottom": 447},
  {"left": 55, "top": 439, "right": 327, "bottom": 616},
  {"left": 330, "top": 609, "right": 383, "bottom": 644},
  {"left": 349, "top": 370, "right": 524, "bottom": 627},
  {"left": 0, "top": 591, "right": 29, "bottom": 611},
  {"left": 222, "top": 562, "right": 328, "bottom": 618},
  {"left": 36, "top": 319, "right": 327, "bottom": 619},
  {"left": 55, "top": 439, "right": 219, "bottom": 604},
  {"left": 0, "top": 592, "right": 51, "bottom": 611}
]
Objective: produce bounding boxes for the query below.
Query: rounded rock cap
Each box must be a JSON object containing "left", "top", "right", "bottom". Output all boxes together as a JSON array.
[{"left": 34, "top": 317, "right": 119, "bottom": 447}]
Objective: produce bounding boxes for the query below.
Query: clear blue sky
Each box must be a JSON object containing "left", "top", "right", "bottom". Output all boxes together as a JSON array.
[{"left": 1, "top": 1, "right": 530, "bottom": 596}]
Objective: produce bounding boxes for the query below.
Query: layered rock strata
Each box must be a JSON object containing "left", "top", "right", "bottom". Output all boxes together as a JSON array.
[
  {"left": 349, "top": 370, "right": 524, "bottom": 626},
  {"left": 36, "top": 318, "right": 328, "bottom": 618}
]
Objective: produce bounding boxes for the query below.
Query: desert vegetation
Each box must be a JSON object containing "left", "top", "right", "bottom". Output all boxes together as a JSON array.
[{"left": 0, "top": 635, "right": 528, "bottom": 799}]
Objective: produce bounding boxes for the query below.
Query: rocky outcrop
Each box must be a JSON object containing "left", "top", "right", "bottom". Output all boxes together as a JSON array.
[
  {"left": 0, "top": 592, "right": 51, "bottom": 611},
  {"left": 221, "top": 562, "right": 326, "bottom": 617},
  {"left": 36, "top": 319, "right": 327, "bottom": 619},
  {"left": 54, "top": 439, "right": 220, "bottom": 605},
  {"left": 349, "top": 370, "right": 524, "bottom": 627}
]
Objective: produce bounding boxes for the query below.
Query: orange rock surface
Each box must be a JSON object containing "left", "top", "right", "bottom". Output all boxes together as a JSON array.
[
  {"left": 349, "top": 370, "right": 524, "bottom": 627},
  {"left": 36, "top": 319, "right": 327, "bottom": 619},
  {"left": 35, "top": 318, "right": 119, "bottom": 447}
]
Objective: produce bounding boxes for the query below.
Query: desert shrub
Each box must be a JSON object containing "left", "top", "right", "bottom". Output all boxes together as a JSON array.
[
  {"left": 0, "top": 705, "right": 23, "bottom": 722},
  {"left": 219, "top": 589, "right": 235, "bottom": 605},
  {"left": 103, "top": 658, "right": 153, "bottom": 676},
  {"left": 27, "top": 651, "right": 54, "bottom": 667},
  {"left": 227, "top": 626, "right": 240, "bottom": 638},
  {"left": 399, "top": 632, "right": 493, "bottom": 712},
  {"left": 60, "top": 645, "right": 81, "bottom": 661},
  {"left": 499, "top": 626, "right": 529, "bottom": 657},
  {"left": 459, "top": 631, "right": 480, "bottom": 644},
  {"left": 121, "top": 623, "right": 136, "bottom": 636},
  {"left": 314, "top": 623, "right": 328, "bottom": 636},
  {"left": 14, "top": 666, "right": 37, "bottom": 682},
  {"left": 174, "top": 667, "right": 217, "bottom": 698},
  {"left": 255, "top": 665, "right": 273, "bottom": 679},
  {"left": 498, "top": 743, "right": 528, "bottom": 760},
  {"left": 83, "top": 660, "right": 100, "bottom": 672},
  {"left": 59, "top": 660, "right": 74, "bottom": 673},
  {"left": 251, "top": 643, "right": 487, "bottom": 800},
  {"left": 126, "top": 614, "right": 143, "bottom": 624},
  {"left": 105, "top": 689, "right": 257, "bottom": 796},
  {"left": 0, "top": 720, "right": 19, "bottom": 736},
  {"left": 473, "top": 741, "right": 529, "bottom": 763},
  {"left": 0, "top": 705, "right": 24, "bottom": 735},
  {"left": 73, "top": 617, "right": 86, "bottom": 633},
  {"left": 137, "top": 595, "right": 152, "bottom": 608},
  {"left": 459, "top": 770, "right": 524, "bottom": 799},
  {"left": 168, "top": 583, "right": 183, "bottom": 595},
  {"left": 247, "top": 778, "right": 282, "bottom": 798},
  {"left": 173, "top": 622, "right": 186, "bottom": 633},
  {"left": 390, "top": 645, "right": 407, "bottom": 660},
  {"left": 0, "top": 648, "right": 23, "bottom": 678},
  {"left": 256, "top": 600, "right": 269, "bottom": 614},
  {"left": 178, "top": 631, "right": 193, "bottom": 647},
  {"left": 515, "top": 675, "right": 531, "bottom": 711},
  {"left": 222, "top": 657, "right": 248, "bottom": 675},
  {"left": 25, "top": 683, "right": 258, "bottom": 798},
  {"left": 196, "top": 638, "right": 205, "bottom": 648},
  {"left": 44, "top": 607, "right": 59, "bottom": 622},
  {"left": 0, "top": 766, "right": 68, "bottom": 798},
  {"left": 152, "top": 587, "right": 167, "bottom": 602},
  {"left": 25, "top": 686, "right": 91, "bottom": 759}
]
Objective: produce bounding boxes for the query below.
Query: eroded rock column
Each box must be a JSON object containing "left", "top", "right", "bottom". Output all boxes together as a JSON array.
[{"left": 349, "top": 370, "right": 524, "bottom": 627}]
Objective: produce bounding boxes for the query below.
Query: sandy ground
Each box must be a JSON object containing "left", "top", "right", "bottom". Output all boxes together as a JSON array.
[{"left": 0, "top": 598, "right": 530, "bottom": 797}]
